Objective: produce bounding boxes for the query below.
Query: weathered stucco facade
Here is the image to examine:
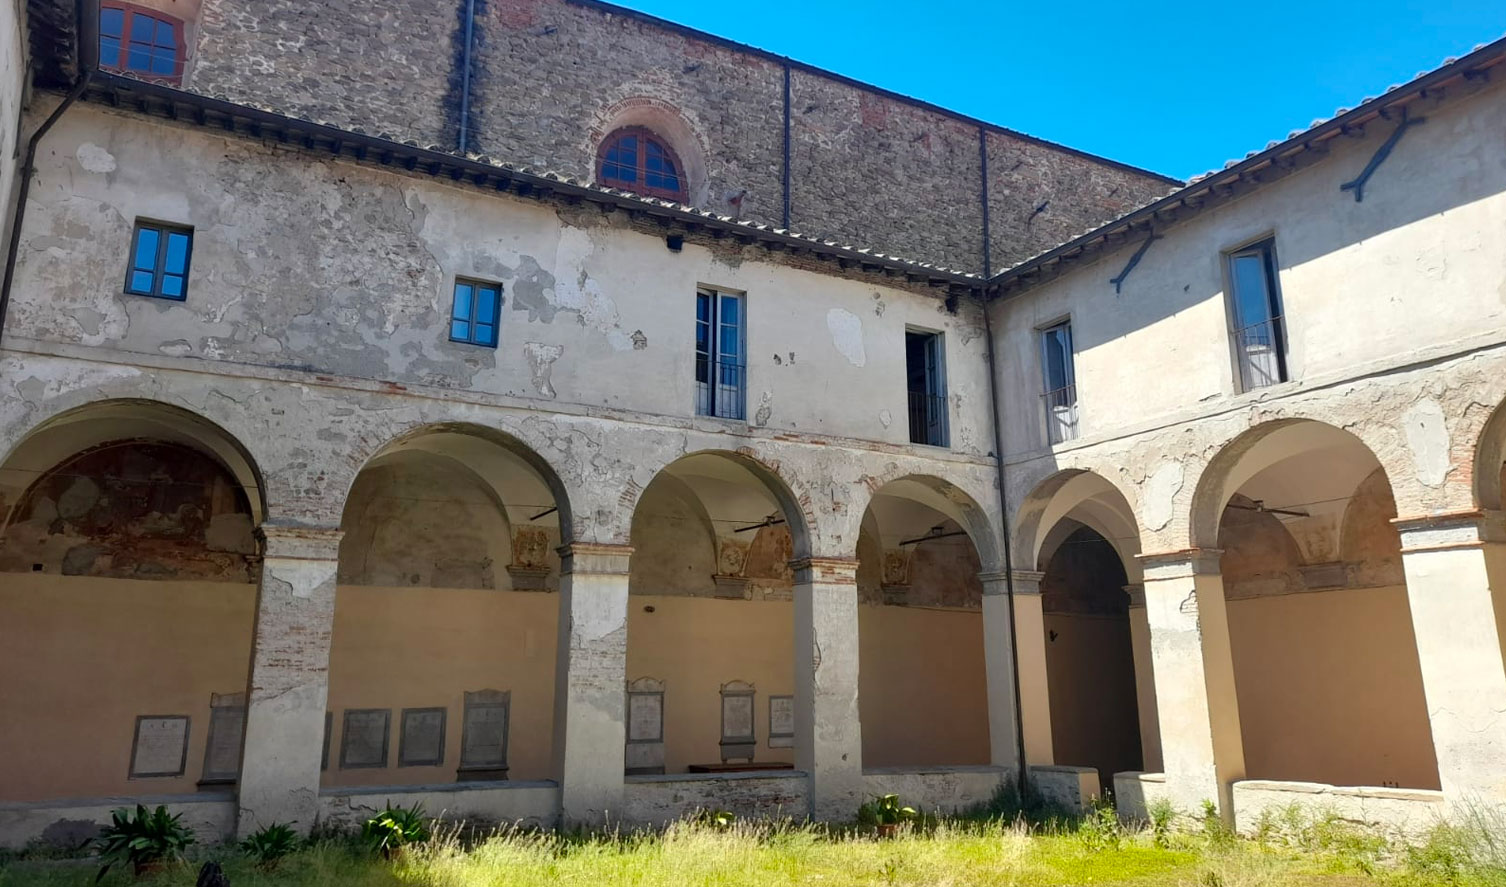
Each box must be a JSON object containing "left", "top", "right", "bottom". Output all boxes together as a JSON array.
[{"left": 2, "top": 0, "right": 1506, "bottom": 848}]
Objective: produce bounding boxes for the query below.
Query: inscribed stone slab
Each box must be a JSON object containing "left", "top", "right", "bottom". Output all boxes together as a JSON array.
[
  {"left": 202, "top": 695, "right": 246, "bottom": 781},
  {"left": 340, "top": 709, "right": 390, "bottom": 769},
  {"left": 627, "top": 692, "right": 663, "bottom": 742},
  {"left": 768, "top": 695, "right": 794, "bottom": 748},
  {"left": 131, "top": 716, "right": 189, "bottom": 778},
  {"left": 460, "top": 690, "right": 510, "bottom": 769},
  {"left": 399, "top": 708, "right": 447, "bottom": 767}
]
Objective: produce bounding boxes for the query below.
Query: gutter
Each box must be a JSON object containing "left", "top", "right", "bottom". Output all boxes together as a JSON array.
[
  {"left": 457, "top": 0, "right": 477, "bottom": 153},
  {"left": 0, "top": 0, "right": 93, "bottom": 338}
]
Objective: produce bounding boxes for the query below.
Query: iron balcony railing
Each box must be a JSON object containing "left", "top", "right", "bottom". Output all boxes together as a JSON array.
[
  {"left": 907, "top": 391, "right": 949, "bottom": 447},
  {"left": 1042, "top": 384, "right": 1079, "bottom": 445},
  {"left": 1233, "top": 317, "right": 1287, "bottom": 391},
  {"left": 695, "top": 357, "right": 746, "bottom": 420}
]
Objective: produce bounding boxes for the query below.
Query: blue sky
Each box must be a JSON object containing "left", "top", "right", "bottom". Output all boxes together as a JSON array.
[{"left": 611, "top": 0, "right": 1504, "bottom": 181}]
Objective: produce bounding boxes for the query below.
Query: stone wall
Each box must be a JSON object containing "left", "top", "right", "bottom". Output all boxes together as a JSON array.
[{"left": 179, "top": 0, "right": 1174, "bottom": 272}]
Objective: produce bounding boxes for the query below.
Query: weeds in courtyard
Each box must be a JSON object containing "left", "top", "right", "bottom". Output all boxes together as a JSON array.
[{"left": 6, "top": 796, "right": 1506, "bottom": 886}]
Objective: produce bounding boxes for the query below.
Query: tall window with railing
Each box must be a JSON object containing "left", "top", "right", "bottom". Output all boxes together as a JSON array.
[
  {"left": 1040, "top": 320, "right": 1077, "bottom": 445},
  {"left": 1226, "top": 239, "right": 1287, "bottom": 391},
  {"left": 905, "top": 330, "right": 948, "bottom": 447},
  {"left": 695, "top": 288, "right": 745, "bottom": 420}
]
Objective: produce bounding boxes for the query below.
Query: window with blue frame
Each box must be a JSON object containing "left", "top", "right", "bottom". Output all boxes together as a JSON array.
[
  {"left": 125, "top": 222, "right": 192, "bottom": 300},
  {"left": 695, "top": 288, "right": 745, "bottom": 419},
  {"left": 450, "top": 278, "right": 502, "bottom": 347}
]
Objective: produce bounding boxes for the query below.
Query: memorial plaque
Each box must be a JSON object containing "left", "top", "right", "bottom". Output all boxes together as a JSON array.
[
  {"left": 768, "top": 695, "right": 794, "bottom": 748},
  {"left": 201, "top": 692, "right": 246, "bottom": 781},
  {"left": 130, "top": 715, "right": 190, "bottom": 778},
  {"left": 627, "top": 693, "right": 663, "bottom": 743},
  {"left": 399, "top": 708, "right": 447, "bottom": 767},
  {"left": 459, "top": 690, "right": 510, "bottom": 770},
  {"left": 719, "top": 680, "right": 756, "bottom": 761},
  {"left": 625, "top": 678, "right": 665, "bottom": 775},
  {"left": 339, "top": 709, "right": 390, "bottom": 769}
]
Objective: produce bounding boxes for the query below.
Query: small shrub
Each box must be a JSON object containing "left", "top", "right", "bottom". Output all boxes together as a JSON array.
[
  {"left": 93, "top": 804, "right": 195, "bottom": 880},
  {"left": 239, "top": 821, "right": 302, "bottom": 867},
  {"left": 1077, "top": 796, "right": 1123, "bottom": 852},
  {"left": 1199, "top": 799, "right": 1234, "bottom": 848},
  {"left": 1147, "top": 797, "right": 1176, "bottom": 849},
  {"left": 693, "top": 809, "right": 737, "bottom": 830},
  {"left": 858, "top": 794, "right": 917, "bottom": 836},
  {"left": 362, "top": 803, "right": 430, "bottom": 857}
]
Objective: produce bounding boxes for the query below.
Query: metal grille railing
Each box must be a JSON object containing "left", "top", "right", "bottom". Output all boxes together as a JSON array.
[
  {"left": 1042, "top": 384, "right": 1078, "bottom": 445},
  {"left": 695, "top": 358, "right": 746, "bottom": 420},
  {"left": 1234, "top": 317, "right": 1286, "bottom": 391},
  {"left": 907, "top": 391, "right": 949, "bottom": 447}
]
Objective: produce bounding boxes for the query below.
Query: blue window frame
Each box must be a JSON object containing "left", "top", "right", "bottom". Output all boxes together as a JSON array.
[
  {"left": 695, "top": 288, "right": 745, "bottom": 419},
  {"left": 450, "top": 278, "right": 502, "bottom": 347},
  {"left": 125, "top": 221, "right": 192, "bottom": 300}
]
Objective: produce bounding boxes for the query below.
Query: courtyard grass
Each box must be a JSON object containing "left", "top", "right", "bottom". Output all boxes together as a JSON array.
[{"left": 5, "top": 804, "right": 1506, "bottom": 887}]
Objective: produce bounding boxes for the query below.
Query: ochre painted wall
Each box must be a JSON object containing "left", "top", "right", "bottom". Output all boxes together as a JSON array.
[
  {"left": 1043, "top": 612, "right": 1143, "bottom": 782},
  {"left": 1228, "top": 586, "right": 1439, "bottom": 790},
  {"left": 323, "top": 586, "right": 560, "bottom": 785},
  {"left": 0, "top": 575, "right": 254, "bottom": 802}
]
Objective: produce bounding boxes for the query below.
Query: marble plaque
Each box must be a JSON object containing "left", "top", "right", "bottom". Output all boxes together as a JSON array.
[
  {"left": 130, "top": 715, "right": 189, "bottom": 778},
  {"left": 340, "top": 709, "right": 390, "bottom": 769},
  {"left": 627, "top": 692, "right": 663, "bottom": 743},
  {"left": 768, "top": 695, "right": 794, "bottom": 748},
  {"left": 459, "top": 690, "right": 510, "bottom": 769},
  {"left": 201, "top": 693, "right": 246, "bottom": 781},
  {"left": 399, "top": 708, "right": 447, "bottom": 767},
  {"left": 720, "top": 681, "right": 756, "bottom": 742}
]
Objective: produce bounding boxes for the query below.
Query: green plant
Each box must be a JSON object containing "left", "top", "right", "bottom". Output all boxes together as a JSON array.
[
  {"left": 857, "top": 794, "right": 918, "bottom": 828},
  {"left": 240, "top": 822, "right": 302, "bottom": 867},
  {"left": 93, "top": 804, "right": 195, "bottom": 881},
  {"left": 362, "top": 803, "right": 430, "bottom": 857},
  {"left": 1077, "top": 796, "right": 1123, "bottom": 852},
  {"left": 693, "top": 809, "right": 737, "bottom": 830},
  {"left": 1147, "top": 797, "right": 1176, "bottom": 849},
  {"left": 1199, "top": 799, "right": 1234, "bottom": 848}
]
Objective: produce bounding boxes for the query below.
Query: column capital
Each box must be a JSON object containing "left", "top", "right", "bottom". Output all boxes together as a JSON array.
[
  {"left": 978, "top": 570, "right": 1044, "bottom": 595},
  {"left": 256, "top": 523, "right": 343, "bottom": 561},
  {"left": 1123, "top": 584, "right": 1146, "bottom": 608},
  {"left": 557, "top": 542, "right": 634, "bottom": 575},
  {"left": 1393, "top": 510, "right": 1506, "bottom": 552},
  {"left": 1137, "top": 548, "right": 1223, "bottom": 580},
  {"left": 789, "top": 556, "right": 859, "bottom": 584}
]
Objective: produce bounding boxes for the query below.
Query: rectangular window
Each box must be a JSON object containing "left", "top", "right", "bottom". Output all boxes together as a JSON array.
[
  {"left": 125, "top": 221, "right": 192, "bottom": 301},
  {"left": 1040, "top": 320, "right": 1078, "bottom": 444},
  {"left": 1226, "top": 239, "right": 1287, "bottom": 390},
  {"left": 905, "top": 330, "right": 949, "bottom": 447},
  {"left": 695, "top": 288, "right": 745, "bottom": 419},
  {"left": 450, "top": 277, "right": 502, "bottom": 347}
]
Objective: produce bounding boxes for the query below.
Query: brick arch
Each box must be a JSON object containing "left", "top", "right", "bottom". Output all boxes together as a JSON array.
[
  {"left": 588, "top": 96, "right": 709, "bottom": 206},
  {"left": 849, "top": 472, "right": 1003, "bottom": 575},
  {"left": 1014, "top": 468, "right": 1142, "bottom": 582}
]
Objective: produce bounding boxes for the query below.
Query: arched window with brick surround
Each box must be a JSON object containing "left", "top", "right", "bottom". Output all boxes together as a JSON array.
[
  {"left": 597, "top": 127, "right": 689, "bottom": 202},
  {"left": 99, "top": 2, "right": 188, "bottom": 85}
]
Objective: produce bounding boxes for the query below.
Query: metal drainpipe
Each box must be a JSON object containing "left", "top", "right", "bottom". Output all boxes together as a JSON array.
[
  {"left": 457, "top": 0, "right": 477, "bottom": 153},
  {"left": 781, "top": 61, "right": 791, "bottom": 230},
  {"left": 0, "top": 0, "right": 95, "bottom": 339},
  {"left": 978, "top": 123, "right": 1029, "bottom": 797}
]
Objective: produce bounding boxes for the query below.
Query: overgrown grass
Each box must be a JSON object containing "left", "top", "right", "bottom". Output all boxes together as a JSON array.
[{"left": 5, "top": 801, "right": 1506, "bottom": 887}]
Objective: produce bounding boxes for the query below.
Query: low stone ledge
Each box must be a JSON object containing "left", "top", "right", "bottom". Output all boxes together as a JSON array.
[
  {"left": 318, "top": 781, "right": 559, "bottom": 830},
  {"left": 862, "top": 765, "right": 1009, "bottom": 814},
  {"left": 1231, "top": 779, "right": 1445, "bottom": 842},
  {"left": 1031, "top": 765, "right": 1101, "bottom": 814},
  {"left": 1112, "top": 771, "right": 1167, "bottom": 822},
  {"left": 621, "top": 772, "right": 808, "bottom": 826},
  {"left": 0, "top": 793, "right": 235, "bottom": 850}
]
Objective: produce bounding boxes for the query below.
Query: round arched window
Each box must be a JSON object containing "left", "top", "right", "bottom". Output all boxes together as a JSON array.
[{"left": 597, "top": 127, "right": 688, "bottom": 202}]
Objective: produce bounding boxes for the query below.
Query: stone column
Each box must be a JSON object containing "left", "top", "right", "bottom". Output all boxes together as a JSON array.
[
  {"left": 1138, "top": 549, "right": 1244, "bottom": 819},
  {"left": 236, "top": 525, "right": 343, "bottom": 837},
  {"left": 1124, "top": 584, "right": 1162, "bottom": 772},
  {"left": 552, "top": 543, "right": 633, "bottom": 826},
  {"left": 980, "top": 570, "right": 1053, "bottom": 768},
  {"left": 792, "top": 557, "right": 863, "bottom": 820},
  {"left": 1395, "top": 511, "right": 1506, "bottom": 803}
]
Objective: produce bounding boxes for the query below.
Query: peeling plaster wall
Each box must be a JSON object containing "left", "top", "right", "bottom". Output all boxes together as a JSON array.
[
  {"left": 996, "top": 78, "right": 1506, "bottom": 545},
  {"left": 9, "top": 106, "right": 999, "bottom": 459}
]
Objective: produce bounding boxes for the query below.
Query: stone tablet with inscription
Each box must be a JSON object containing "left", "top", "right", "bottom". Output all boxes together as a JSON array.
[
  {"left": 768, "top": 695, "right": 794, "bottom": 748},
  {"left": 131, "top": 716, "right": 189, "bottom": 778},
  {"left": 399, "top": 708, "right": 446, "bottom": 767},
  {"left": 628, "top": 692, "right": 663, "bottom": 743},
  {"left": 201, "top": 693, "right": 246, "bottom": 781},
  {"left": 460, "top": 690, "right": 510, "bottom": 770},
  {"left": 340, "top": 709, "right": 390, "bottom": 769}
]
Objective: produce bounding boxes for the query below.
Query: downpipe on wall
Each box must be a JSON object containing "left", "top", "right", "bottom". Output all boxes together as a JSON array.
[{"left": 0, "top": 0, "right": 95, "bottom": 339}]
